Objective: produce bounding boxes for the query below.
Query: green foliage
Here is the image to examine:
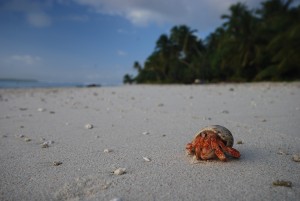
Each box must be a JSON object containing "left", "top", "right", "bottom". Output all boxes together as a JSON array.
[
  {"left": 124, "top": 0, "right": 300, "bottom": 84},
  {"left": 123, "top": 74, "right": 134, "bottom": 84}
]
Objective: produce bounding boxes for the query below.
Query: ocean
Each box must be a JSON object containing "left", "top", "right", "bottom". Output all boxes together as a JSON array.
[{"left": 0, "top": 79, "right": 88, "bottom": 89}]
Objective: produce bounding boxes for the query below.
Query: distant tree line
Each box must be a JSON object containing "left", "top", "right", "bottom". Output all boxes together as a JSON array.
[{"left": 124, "top": 0, "right": 300, "bottom": 84}]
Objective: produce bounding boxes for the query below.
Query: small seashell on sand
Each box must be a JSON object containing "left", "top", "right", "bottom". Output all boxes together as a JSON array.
[
  {"left": 37, "top": 108, "right": 46, "bottom": 112},
  {"left": 104, "top": 149, "right": 112, "bottom": 153},
  {"left": 143, "top": 157, "right": 151, "bottom": 162},
  {"left": 113, "top": 168, "right": 126, "bottom": 175},
  {"left": 292, "top": 154, "right": 300, "bottom": 162},
  {"left": 85, "top": 124, "right": 93, "bottom": 129}
]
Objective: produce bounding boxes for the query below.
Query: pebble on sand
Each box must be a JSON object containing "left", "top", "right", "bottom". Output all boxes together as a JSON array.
[
  {"left": 53, "top": 161, "right": 63, "bottom": 166},
  {"left": 24, "top": 137, "right": 31, "bottom": 142},
  {"left": 292, "top": 154, "right": 300, "bottom": 162},
  {"left": 41, "top": 142, "right": 49, "bottom": 148}
]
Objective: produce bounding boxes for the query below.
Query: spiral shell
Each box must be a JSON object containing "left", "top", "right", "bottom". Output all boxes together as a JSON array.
[{"left": 195, "top": 125, "right": 234, "bottom": 147}]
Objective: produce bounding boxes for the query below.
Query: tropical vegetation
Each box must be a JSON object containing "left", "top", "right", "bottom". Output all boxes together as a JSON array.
[{"left": 123, "top": 0, "right": 300, "bottom": 84}]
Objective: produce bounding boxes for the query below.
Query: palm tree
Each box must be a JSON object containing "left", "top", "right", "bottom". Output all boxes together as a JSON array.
[
  {"left": 125, "top": 0, "right": 300, "bottom": 83},
  {"left": 133, "top": 61, "right": 142, "bottom": 73},
  {"left": 254, "top": 0, "right": 300, "bottom": 80},
  {"left": 220, "top": 2, "right": 259, "bottom": 80},
  {"left": 123, "top": 74, "right": 134, "bottom": 84}
]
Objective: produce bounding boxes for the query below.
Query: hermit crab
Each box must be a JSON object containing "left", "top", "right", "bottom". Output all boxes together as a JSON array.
[{"left": 186, "top": 125, "right": 241, "bottom": 161}]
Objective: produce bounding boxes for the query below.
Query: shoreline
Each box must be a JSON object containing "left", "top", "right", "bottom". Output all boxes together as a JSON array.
[
  {"left": 1, "top": 82, "right": 299, "bottom": 200},
  {"left": 1, "top": 80, "right": 299, "bottom": 89}
]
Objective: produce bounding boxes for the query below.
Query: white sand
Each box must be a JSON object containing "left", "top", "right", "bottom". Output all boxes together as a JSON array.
[{"left": 0, "top": 83, "right": 300, "bottom": 200}]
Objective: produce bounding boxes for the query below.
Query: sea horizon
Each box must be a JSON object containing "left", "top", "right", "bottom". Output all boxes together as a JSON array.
[{"left": 0, "top": 78, "right": 109, "bottom": 89}]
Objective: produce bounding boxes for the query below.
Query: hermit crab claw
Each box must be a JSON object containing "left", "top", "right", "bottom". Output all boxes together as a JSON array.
[{"left": 186, "top": 125, "right": 241, "bottom": 162}]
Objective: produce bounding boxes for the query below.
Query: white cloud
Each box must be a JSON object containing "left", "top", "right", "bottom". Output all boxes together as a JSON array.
[
  {"left": 126, "top": 9, "right": 165, "bottom": 26},
  {"left": 72, "top": 0, "right": 263, "bottom": 31},
  {"left": 8, "top": 55, "right": 42, "bottom": 65},
  {"left": 117, "top": 50, "right": 127, "bottom": 56},
  {"left": 27, "top": 12, "right": 52, "bottom": 27},
  {"left": 2, "top": 0, "right": 52, "bottom": 27},
  {"left": 1, "top": 0, "right": 265, "bottom": 31}
]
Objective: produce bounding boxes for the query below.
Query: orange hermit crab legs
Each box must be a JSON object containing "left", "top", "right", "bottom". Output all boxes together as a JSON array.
[{"left": 186, "top": 125, "right": 241, "bottom": 161}]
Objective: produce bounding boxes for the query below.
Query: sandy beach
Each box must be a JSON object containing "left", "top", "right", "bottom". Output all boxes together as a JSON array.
[{"left": 0, "top": 82, "right": 300, "bottom": 201}]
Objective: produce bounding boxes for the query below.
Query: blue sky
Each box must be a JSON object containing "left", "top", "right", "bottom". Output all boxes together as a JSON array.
[{"left": 0, "top": 0, "right": 269, "bottom": 85}]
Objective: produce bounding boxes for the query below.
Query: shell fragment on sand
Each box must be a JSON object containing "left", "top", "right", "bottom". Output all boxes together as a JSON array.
[
  {"left": 41, "top": 141, "right": 54, "bottom": 148},
  {"left": 37, "top": 108, "right": 46, "bottom": 112},
  {"left": 113, "top": 168, "right": 126, "bottom": 175},
  {"left": 85, "top": 124, "right": 93, "bottom": 129},
  {"left": 110, "top": 198, "right": 123, "bottom": 201},
  {"left": 104, "top": 149, "right": 113, "bottom": 153},
  {"left": 142, "top": 157, "right": 151, "bottom": 162}
]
